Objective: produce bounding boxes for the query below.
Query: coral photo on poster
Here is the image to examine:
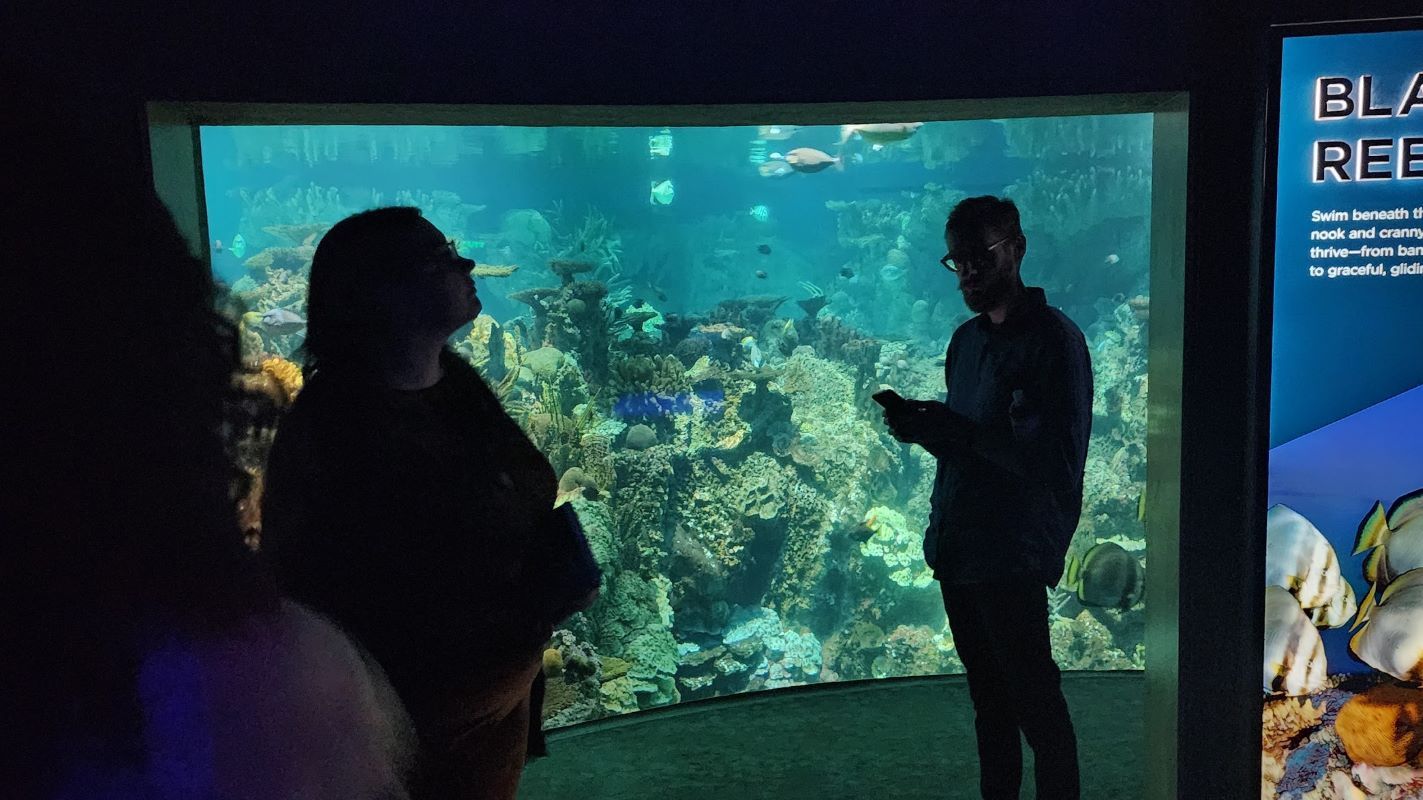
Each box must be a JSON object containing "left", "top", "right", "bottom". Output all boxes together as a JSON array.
[{"left": 1262, "top": 27, "right": 1423, "bottom": 800}]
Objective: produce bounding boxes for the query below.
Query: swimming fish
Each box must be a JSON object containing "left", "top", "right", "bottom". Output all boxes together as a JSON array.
[
  {"left": 1136, "top": 490, "right": 1147, "bottom": 522},
  {"left": 1265, "top": 504, "right": 1343, "bottom": 610},
  {"left": 1349, "top": 567, "right": 1423, "bottom": 683},
  {"left": 1308, "top": 579, "right": 1357, "bottom": 628},
  {"left": 1063, "top": 541, "right": 1144, "bottom": 610},
  {"left": 754, "top": 270, "right": 768, "bottom": 279},
  {"left": 230, "top": 234, "right": 247, "bottom": 259},
  {"left": 1350, "top": 488, "right": 1423, "bottom": 627},
  {"left": 648, "top": 129, "right": 673, "bottom": 158},
  {"left": 757, "top": 244, "right": 772, "bottom": 255},
  {"left": 1263, "top": 585, "right": 1328, "bottom": 696},
  {"left": 749, "top": 204, "right": 771, "bottom": 222},
  {"left": 757, "top": 125, "right": 800, "bottom": 141},
  {"left": 839, "top": 267, "right": 855, "bottom": 279},
  {"left": 213, "top": 239, "right": 224, "bottom": 254},
  {"left": 758, "top": 160, "right": 795, "bottom": 178},
  {"left": 838, "top": 122, "right": 924, "bottom": 146},
  {"left": 785, "top": 147, "right": 841, "bottom": 173},
  {"left": 1354, "top": 488, "right": 1423, "bottom": 590},
  {"left": 740, "top": 335, "right": 764, "bottom": 368},
  {"left": 649, "top": 179, "right": 676, "bottom": 206},
  {"left": 257, "top": 307, "right": 307, "bottom": 336}
]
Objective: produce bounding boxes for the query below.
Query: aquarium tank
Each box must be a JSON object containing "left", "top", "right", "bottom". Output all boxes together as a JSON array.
[{"left": 201, "top": 114, "right": 1154, "bottom": 728}]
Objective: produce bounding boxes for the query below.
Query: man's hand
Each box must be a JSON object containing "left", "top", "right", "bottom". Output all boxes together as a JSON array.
[{"left": 883, "top": 399, "right": 953, "bottom": 445}]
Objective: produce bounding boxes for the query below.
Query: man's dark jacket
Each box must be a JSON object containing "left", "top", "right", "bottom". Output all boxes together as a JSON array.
[{"left": 924, "top": 286, "right": 1094, "bottom": 586}]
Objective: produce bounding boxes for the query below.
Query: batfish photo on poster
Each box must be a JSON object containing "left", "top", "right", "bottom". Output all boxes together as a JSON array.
[{"left": 1261, "top": 22, "right": 1423, "bottom": 800}]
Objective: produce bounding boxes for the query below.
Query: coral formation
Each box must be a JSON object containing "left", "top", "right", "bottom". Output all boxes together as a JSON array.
[
  {"left": 217, "top": 115, "right": 1156, "bottom": 732},
  {"left": 1263, "top": 697, "right": 1327, "bottom": 758},
  {"left": 258, "top": 357, "right": 304, "bottom": 402},
  {"left": 860, "top": 506, "right": 935, "bottom": 589}
]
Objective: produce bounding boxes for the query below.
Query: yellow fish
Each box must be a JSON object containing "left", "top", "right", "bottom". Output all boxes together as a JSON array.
[
  {"left": 1354, "top": 487, "right": 1423, "bottom": 588},
  {"left": 1351, "top": 488, "right": 1423, "bottom": 626}
]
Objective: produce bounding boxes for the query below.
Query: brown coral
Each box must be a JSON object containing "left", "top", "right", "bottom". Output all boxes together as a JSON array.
[
  {"left": 548, "top": 258, "right": 595, "bottom": 286},
  {"left": 508, "top": 287, "right": 560, "bottom": 309},
  {"left": 556, "top": 467, "right": 600, "bottom": 507},
  {"left": 1337, "top": 684, "right": 1423, "bottom": 767},
  {"left": 608, "top": 355, "right": 689, "bottom": 398}
]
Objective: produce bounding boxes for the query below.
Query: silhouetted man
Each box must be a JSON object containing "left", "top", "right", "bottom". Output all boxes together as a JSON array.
[{"left": 884, "top": 196, "right": 1091, "bottom": 800}]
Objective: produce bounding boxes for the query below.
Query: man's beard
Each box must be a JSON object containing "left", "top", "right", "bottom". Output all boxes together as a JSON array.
[{"left": 960, "top": 273, "right": 1013, "bottom": 314}]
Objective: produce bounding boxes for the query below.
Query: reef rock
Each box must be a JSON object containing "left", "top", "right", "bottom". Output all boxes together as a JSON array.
[{"left": 624, "top": 423, "right": 658, "bottom": 450}]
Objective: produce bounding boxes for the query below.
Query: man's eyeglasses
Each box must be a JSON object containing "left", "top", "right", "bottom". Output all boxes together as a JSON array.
[{"left": 940, "top": 234, "right": 1015, "bottom": 273}]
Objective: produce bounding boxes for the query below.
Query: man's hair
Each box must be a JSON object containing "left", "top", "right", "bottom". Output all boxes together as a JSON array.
[{"left": 945, "top": 195, "right": 1024, "bottom": 241}]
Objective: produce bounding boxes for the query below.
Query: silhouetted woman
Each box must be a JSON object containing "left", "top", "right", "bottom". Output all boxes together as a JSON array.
[
  {"left": 262, "top": 207, "right": 598, "bottom": 800},
  {"left": 7, "top": 79, "right": 413, "bottom": 799}
]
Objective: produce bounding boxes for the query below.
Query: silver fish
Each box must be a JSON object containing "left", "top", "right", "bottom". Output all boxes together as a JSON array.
[
  {"left": 1308, "top": 579, "right": 1357, "bottom": 628},
  {"left": 1265, "top": 504, "right": 1342, "bottom": 609},
  {"left": 1263, "top": 585, "right": 1328, "bottom": 696},
  {"left": 1349, "top": 567, "right": 1423, "bottom": 683},
  {"left": 758, "top": 160, "right": 795, "bottom": 178},
  {"left": 757, "top": 125, "right": 800, "bottom": 141},
  {"left": 259, "top": 307, "right": 307, "bottom": 336},
  {"left": 838, "top": 122, "right": 923, "bottom": 146},
  {"left": 784, "top": 147, "right": 840, "bottom": 173}
]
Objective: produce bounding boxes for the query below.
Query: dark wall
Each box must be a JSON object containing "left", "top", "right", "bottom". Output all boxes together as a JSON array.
[{"left": 17, "top": 1, "right": 1188, "bottom": 104}]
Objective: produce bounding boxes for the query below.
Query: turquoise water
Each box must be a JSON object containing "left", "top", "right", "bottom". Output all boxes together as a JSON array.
[{"left": 201, "top": 115, "right": 1154, "bottom": 726}]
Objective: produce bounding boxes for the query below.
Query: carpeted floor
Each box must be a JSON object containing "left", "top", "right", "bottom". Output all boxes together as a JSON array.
[{"left": 519, "top": 672, "right": 1143, "bottom": 799}]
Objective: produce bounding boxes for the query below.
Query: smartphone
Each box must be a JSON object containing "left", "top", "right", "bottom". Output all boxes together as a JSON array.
[{"left": 872, "top": 389, "right": 906, "bottom": 411}]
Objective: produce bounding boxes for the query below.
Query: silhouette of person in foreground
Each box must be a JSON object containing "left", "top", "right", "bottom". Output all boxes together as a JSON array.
[
  {"left": 6, "top": 80, "right": 413, "bottom": 799},
  {"left": 262, "top": 207, "right": 600, "bottom": 800},
  {"left": 883, "top": 196, "right": 1091, "bottom": 800}
]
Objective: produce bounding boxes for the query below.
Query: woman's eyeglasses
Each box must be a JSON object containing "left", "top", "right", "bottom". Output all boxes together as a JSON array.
[
  {"left": 417, "top": 239, "right": 474, "bottom": 274},
  {"left": 940, "top": 234, "right": 1014, "bottom": 273}
]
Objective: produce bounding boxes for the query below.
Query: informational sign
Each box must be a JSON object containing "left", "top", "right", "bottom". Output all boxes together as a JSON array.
[{"left": 1268, "top": 28, "right": 1423, "bottom": 681}]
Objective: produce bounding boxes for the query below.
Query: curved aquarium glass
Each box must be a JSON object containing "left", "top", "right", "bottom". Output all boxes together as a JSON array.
[{"left": 198, "top": 112, "right": 1155, "bottom": 727}]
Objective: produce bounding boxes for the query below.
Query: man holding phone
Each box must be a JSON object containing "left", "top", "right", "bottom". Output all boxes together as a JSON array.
[{"left": 880, "top": 196, "right": 1092, "bottom": 800}]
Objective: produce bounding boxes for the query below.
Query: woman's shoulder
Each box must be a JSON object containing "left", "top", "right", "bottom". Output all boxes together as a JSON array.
[{"left": 132, "top": 600, "right": 414, "bottom": 799}]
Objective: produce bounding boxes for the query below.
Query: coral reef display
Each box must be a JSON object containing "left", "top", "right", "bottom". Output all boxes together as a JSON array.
[
  {"left": 1262, "top": 677, "right": 1423, "bottom": 800},
  {"left": 200, "top": 115, "right": 1156, "bottom": 728}
]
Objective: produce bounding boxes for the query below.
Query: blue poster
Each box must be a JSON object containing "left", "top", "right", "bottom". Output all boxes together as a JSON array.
[{"left": 1267, "top": 30, "right": 1423, "bottom": 681}]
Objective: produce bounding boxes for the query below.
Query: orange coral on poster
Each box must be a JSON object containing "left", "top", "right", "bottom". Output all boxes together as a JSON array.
[{"left": 1336, "top": 684, "right": 1423, "bottom": 767}]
